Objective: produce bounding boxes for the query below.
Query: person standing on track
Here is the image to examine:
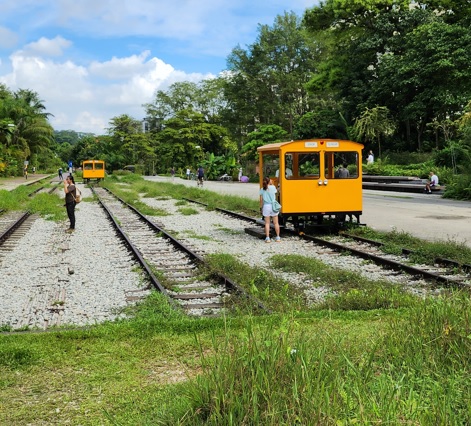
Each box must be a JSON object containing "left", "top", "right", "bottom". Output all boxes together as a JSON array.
[
  {"left": 63, "top": 175, "right": 77, "bottom": 233},
  {"left": 58, "top": 168, "right": 63, "bottom": 180},
  {"left": 259, "top": 176, "right": 281, "bottom": 243}
]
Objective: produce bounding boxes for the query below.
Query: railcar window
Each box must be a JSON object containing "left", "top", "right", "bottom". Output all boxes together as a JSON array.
[
  {"left": 288, "top": 152, "right": 320, "bottom": 178},
  {"left": 328, "top": 152, "right": 359, "bottom": 179},
  {"left": 262, "top": 154, "right": 279, "bottom": 178},
  {"left": 84, "top": 163, "right": 93, "bottom": 170},
  {"left": 95, "top": 163, "right": 104, "bottom": 170}
]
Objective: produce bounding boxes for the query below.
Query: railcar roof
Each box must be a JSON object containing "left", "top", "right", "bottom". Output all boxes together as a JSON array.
[{"left": 257, "top": 139, "right": 362, "bottom": 152}]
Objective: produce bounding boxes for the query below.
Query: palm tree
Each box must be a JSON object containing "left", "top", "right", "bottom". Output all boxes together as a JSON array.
[{"left": 353, "top": 106, "right": 396, "bottom": 159}]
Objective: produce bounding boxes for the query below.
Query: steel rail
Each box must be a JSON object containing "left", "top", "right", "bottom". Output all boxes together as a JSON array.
[
  {"left": 92, "top": 188, "right": 169, "bottom": 296},
  {"left": 100, "top": 188, "right": 269, "bottom": 313},
  {"left": 184, "top": 198, "right": 469, "bottom": 289},
  {"left": 341, "top": 232, "right": 471, "bottom": 274},
  {"left": 0, "top": 212, "right": 31, "bottom": 245}
]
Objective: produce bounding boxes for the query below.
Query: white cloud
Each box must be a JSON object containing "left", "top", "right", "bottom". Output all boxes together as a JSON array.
[
  {"left": 23, "top": 36, "right": 72, "bottom": 56},
  {"left": 0, "top": 36, "right": 212, "bottom": 134},
  {"left": 0, "top": 1, "right": 316, "bottom": 133}
]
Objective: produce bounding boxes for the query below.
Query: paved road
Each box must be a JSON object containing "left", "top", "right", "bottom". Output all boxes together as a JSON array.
[{"left": 144, "top": 176, "right": 471, "bottom": 248}]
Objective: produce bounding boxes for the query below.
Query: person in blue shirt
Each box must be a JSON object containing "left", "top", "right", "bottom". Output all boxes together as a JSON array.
[{"left": 259, "top": 177, "right": 281, "bottom": 243}]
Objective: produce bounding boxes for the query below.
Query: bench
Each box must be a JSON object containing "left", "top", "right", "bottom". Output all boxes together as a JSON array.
[
  {"left": 362, "top": 181, "right": 445, "bottom": 194},
  {"left": 362, "top": 175, "right": 422, "bottom": 184}
]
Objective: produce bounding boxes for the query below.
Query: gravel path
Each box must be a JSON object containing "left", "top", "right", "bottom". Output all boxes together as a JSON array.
[
  {"left": 0, "top": 184, "right": 144, "bottom": 330},
  {"left": 141, "top": 197, "right": 437, "bottom": 303},
  {"left": 0, "top": 185, "right": 442, "bottom": 331}
]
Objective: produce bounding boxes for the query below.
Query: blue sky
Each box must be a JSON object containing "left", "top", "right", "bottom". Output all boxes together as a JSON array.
[{"left": 0, "top": 0, "right": 316, "bottom": 134}]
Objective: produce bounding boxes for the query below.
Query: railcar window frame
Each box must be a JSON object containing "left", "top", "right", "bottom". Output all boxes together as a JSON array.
[
  {"left": 327, "top": 151, "right": 359, "bottom": 179},
  {"left": 285, "top": 152, "right": 320, "bottom": 179}
]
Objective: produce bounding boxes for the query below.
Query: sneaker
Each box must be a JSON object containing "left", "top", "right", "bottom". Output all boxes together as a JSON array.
[
  {"left": 65, "top": 228, "right": 75, "bottom": 233},
  {"left": 275, "top": 236, "right": 281, "bottom": 242},
  {"left": 265, "top": 237, "right": 271, "bottom": 243}
]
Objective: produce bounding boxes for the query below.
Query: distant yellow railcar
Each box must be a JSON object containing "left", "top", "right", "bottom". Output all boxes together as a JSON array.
[
  {"left": 257, "top": 139, "right": 364, "bottom": 230},
  {"left": 82, "top": 160, "right": 105, "bottom": 183}
]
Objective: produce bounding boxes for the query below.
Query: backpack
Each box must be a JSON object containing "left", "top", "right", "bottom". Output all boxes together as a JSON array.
[{"left": 73, "top": 187, "right": 82, "bottom": 203}]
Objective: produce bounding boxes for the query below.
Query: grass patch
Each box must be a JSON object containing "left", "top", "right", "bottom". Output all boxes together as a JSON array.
[
  {"left": 269, "top": 253, "right": 419, "bottom": 310},
  {"left": 26, "top": 192, "right": 66, "bottom": 221},
  {"left": 178, "top": 207, "right": 199, "bottom": 215},
  {"left": 345, "top": 226, "right": 471, "bottom": 266},
  {"left": 104, "top": 176, "right": 259, "bottom": 216},
  {"left": 205, "top": 253, "right": 307, "bottom": 312},
  {"left": 214, "top": 225, "right": 243, "bottom": 235},
  {"left": 183, "top": 230, "right": 214, "bottom": 241},
  {"left": 157, "top": 294, "right": 471, "bottom": 425},
  {"left": 2, "top": 292, "right": 471, "bottom": 424}
]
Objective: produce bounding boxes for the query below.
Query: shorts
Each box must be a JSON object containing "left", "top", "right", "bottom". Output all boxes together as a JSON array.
[{"left": 262, "top": 203, "right": 279, "bottom": 217}]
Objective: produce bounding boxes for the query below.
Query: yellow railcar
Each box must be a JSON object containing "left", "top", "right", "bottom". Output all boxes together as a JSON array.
[
  {"left": 257, "top": 139, "right": 364, "bottom": 230},
  {"left": 82, "top": 160, "right": 105, "bottom": 183}
]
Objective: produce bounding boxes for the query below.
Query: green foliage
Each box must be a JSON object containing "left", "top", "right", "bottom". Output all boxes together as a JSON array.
[
  {"left": 443, "top": 170, "right": 471, "bottom": 200},
  {"left": 205, "top": 253, "right": 306, "bottom": 312},
  {"left": 353, "top": 106, "right": 395, "bottom": 158},
  {"left": 0, "top": 87, "right": 54, "bottom": 177},
  {"left": 241, "top": 125, "right": 288, "bottom": 161},
  {"left": 26, "top": 193, "right": 66, "bottom": 221},
  {"left": 345, "top": 227, "right": 471, "bottom": 266},
  {"left": 269, "top": 254, "right": 416, "bottom": 311},
  {"left": 178, "top": 207, "right": 199, "bottom": 216},
  {"left": 294, "top": 109, "right": 347, "bottom": 139}
]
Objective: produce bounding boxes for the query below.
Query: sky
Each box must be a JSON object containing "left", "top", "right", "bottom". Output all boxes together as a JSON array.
[{"left": 0, "top": 0, "right": 316, "bottom": 135}]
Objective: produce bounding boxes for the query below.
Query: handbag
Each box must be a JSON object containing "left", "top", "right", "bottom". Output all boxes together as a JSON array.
[
  {"left": 272, "top": 199, "right": 281, "bottom": 213},
  {"left": 269, "top": 191, "right": 281, "bottom": 213},
  {"left": 73, "top": 188, "right": 82, "bottom": 204}
]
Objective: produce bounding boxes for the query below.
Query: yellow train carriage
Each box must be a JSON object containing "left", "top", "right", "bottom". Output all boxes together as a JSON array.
[
  {"left": 257, "top": 139, "right": 364, "bottom": 229},
  {"left": 82, "top": 160, "right": 105, "bottom": 183}
]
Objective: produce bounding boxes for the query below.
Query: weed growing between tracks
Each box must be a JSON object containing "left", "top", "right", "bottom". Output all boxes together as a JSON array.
[
  {"left": 346, "top": 226, "right": 471, "bottom": 266},
  {"left": 270, "top": 254, "right": 418, "bottom": 310}
]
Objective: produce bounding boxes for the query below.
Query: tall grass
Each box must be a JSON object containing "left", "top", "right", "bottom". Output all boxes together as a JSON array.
[{"left": 158, "top": 293, "right": 471, "bottom": 424}]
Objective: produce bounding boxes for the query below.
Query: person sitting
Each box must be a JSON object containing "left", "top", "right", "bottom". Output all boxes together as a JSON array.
[
  {"left": 275, "top": 167, "right": 293, "bottom": 179},
  {"left": 335, "top": 163, "right": 350, "bottom": 178},
  {"left": 425, "top": 171, "right": 439, "bottom": 193}
]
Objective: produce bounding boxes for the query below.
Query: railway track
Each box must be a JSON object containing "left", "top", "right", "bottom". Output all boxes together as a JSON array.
[
  {"left": 0, "top": 182, "right": 62, "bottom": 254},
  {"left": 183, "top": 200, "right": 471, "bottom": 291},
  {"left": 92, "top": 187, "right": 268, "bottom": 316}
]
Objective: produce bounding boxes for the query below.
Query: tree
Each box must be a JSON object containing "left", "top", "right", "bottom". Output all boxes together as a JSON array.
[
  {"left": 353, "top": 106, "right": 395, "bottom": 158},
  {"left": 294, "top": 109, "right": 347, "bottom": 140},
  {"left": 0, "top": 87, "right": 54, "bottom": 175},
  {"left": 241, "top": 125, "right": 288, "bottom": 161},
  {"left": 226, "top": 12, "right": 317, "bottom": 139}
]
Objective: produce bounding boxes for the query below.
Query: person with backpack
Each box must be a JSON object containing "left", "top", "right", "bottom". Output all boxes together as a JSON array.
[{"left": 63, "top": 175, "right": 77, "bottom": 233}]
